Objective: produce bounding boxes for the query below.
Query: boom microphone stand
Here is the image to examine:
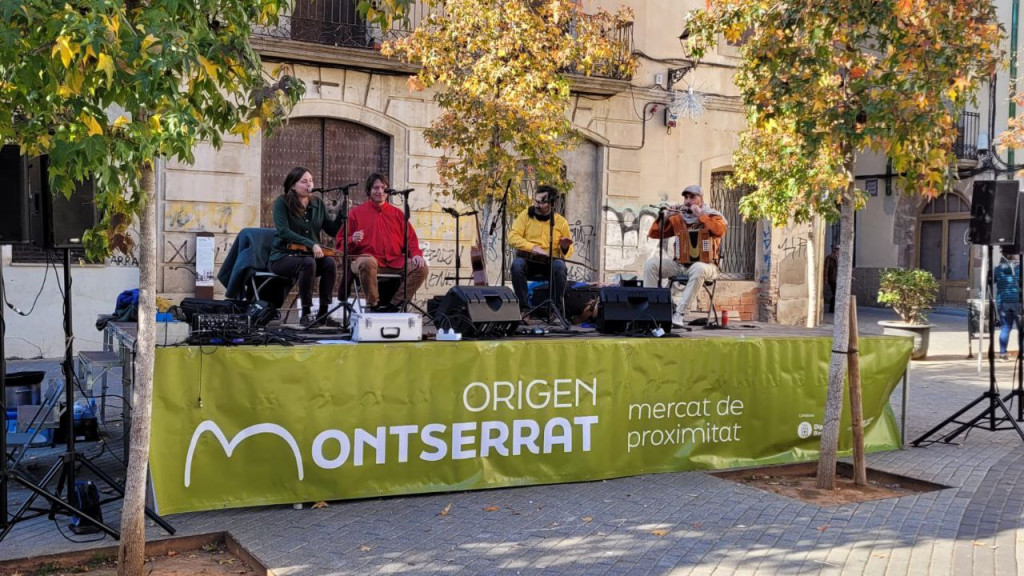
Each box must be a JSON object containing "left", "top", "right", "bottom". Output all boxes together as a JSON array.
[
  {"left": 390, "top": 188, "right": 429, "bottom": 317},
  {"left": 305, "top": 183, "right": 358, "bottom": 330},
  {"left": 442, "top": 208, "right": 478, "bottom": 286},
  {"left": 492, "top": 179, "right": 512, "bottom": 286},
  {"left": 912, "top": 244, "right": 1024, "bottom": 445}
]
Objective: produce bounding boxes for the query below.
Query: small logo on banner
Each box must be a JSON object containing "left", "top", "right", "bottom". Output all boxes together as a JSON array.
[{"left": 797, "top": 422, "right": 814, "bottom": 439}]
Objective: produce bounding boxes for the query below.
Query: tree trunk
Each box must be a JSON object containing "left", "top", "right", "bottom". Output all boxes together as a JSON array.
[
  {"left": 816, "top": 175, "right": 856, "bottom": 489},
  {"left": 806, "top": 217, "right": 819, "bottom": 328},
  {"left": 847, "top": 294, "right": 866, "bottom": 485},
  {"left": 118, "top": 163, "right": 156, "bottom": 575}
]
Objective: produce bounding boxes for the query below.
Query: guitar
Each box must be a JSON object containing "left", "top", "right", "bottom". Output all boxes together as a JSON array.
[
  {"left": 287, "top": 243, "right": 340, "bottom": 258},
  {"left": 515, "top": 249, "right": 597, "bottom": 271}
]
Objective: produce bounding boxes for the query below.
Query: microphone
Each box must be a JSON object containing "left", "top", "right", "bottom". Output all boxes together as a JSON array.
[
  {"left": 386, "top": 188, "right": 415, "bottom": 195},
  {"left": 442, "top": 207, "right": 479, "bottom": 218}
]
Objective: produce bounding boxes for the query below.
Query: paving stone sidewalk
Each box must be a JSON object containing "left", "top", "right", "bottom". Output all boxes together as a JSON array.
[{"left": 2, "top": 306, "right": 1023, "bottom": 575}]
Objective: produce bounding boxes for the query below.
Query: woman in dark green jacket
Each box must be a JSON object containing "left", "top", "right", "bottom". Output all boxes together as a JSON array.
[{"left": 268, "top": 166, "right": 344, "bottom": 326}]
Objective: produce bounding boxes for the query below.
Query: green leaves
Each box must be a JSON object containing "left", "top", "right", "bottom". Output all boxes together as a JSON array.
[
  {"left": 687, "top": 1, "right": 1002, "bottom": 224},
  {"left": 0, "top": 0, "right": 305, "bottom": 260}
]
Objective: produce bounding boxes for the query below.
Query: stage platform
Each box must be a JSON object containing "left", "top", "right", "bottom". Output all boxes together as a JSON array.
[{"left": 148, "top": 325, "right": 912, "bottom": 515}]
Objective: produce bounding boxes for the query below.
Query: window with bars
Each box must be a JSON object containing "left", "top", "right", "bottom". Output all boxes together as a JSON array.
[
  {"left": 11, "top": 245, "right": 90, "bottom": 265},
  {"left": 710, "top": 171, "right": 756, "bottom": 280}
]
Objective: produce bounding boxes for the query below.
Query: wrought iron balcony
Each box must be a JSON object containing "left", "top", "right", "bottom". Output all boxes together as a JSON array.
[
  {"left": 252, "top": 0, "right": 427, "bottom": 49},
  {"left": 253, "top": 1, "right": 633, "bottom": 81},
  {"left": 954, "top": 110, "right": 980, "bottom": 161}
]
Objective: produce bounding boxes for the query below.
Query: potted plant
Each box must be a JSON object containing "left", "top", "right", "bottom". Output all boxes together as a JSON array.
[{"left": 876, "top": 267, "right": 939, "bottom": 360}]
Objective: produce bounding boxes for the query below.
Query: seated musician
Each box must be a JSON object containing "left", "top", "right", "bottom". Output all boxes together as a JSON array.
[
  {"left": 509, "top": 185, "right": 574, "bottom": 315},
  {"left": 643, "top": 184, "right": 727, "bottom": 327},
  {"left": 341, "top": 173, "right": 428, "bottom": 311},
  {"left": 268, "top": 166, "right": 345, "bottom": 327}
]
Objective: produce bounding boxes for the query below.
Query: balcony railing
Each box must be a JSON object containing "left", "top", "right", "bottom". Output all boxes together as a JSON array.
[
  {"left": 252, "top": 0, "right": 432, "bottom": 48},
  {"left": 253, "top": 1, "right": 633, "bottom": 81},
  {"left": 954, "top": 110, "right": 980, "bottom": 161}
]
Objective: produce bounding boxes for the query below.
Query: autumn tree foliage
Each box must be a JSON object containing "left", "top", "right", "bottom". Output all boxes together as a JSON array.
[
  {"left": 685, "top": 0, "right": 1002, "bottom": 488},
  {"left": 0, "top": 1, "right": 302, "bottom": 573},
  {"left": 377, "top": 0, "right": 635, "bottom": 206}
]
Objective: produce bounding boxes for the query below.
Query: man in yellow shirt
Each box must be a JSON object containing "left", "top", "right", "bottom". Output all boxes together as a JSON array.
[{"left": 508, "top": 185, "right": 574, "bottom": 315}]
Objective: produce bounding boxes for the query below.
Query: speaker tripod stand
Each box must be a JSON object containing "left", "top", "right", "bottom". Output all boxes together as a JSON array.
[
  {"left": 1, "top": 249, "right": 174, "bottom": 542},
  {"left": 912, "top": 244, "right": 1024, "bottom": 445}
]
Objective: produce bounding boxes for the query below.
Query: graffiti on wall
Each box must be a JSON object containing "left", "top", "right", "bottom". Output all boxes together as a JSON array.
[{"left": 602, "top": 204, "right": 659, "bottom": 275}]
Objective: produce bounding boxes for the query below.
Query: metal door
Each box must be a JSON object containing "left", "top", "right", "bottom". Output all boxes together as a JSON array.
[{"left": 261, "top": 117, "right": 391, "bottom": 239}]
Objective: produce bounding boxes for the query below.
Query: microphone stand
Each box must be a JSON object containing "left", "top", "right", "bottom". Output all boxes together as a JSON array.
[
  {"left": 657, "top": 206, "right": 667, "bottom": 287},
  {"left": 452, "top": 210, "right": 462, "bottom": 286},
  {"left": 444, "top": 209, "right": 479, "bottom": 286},
  {"left": 304, "top": 183, "right": 357, "bottom": 331},
  {"left": 522, "top": 200, "right": 570, "bottom": 330},
  {"left": 492, "top": 179, "right": 512, "bottom": 286},
  {"left": 391, "top": 189, "right": 429, "bottom": 317}
]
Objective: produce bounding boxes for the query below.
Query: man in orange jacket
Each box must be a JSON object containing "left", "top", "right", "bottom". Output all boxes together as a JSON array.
[{"left": 643, "top": 184, "right": 727, "bottom": 327}]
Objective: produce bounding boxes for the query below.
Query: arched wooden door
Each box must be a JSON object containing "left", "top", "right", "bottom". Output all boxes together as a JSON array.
[
  {"left": 261, "top": 117, "right": 391, "bottom": 239},
  {"left": 917, "top": 192, "right": 972, "bottom": 305}
]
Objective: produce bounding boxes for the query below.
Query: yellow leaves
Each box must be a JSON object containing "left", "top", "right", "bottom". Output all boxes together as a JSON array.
[
  {"left": 96, "top": 53, "right": 115, "bottom": 84},
  {"left": 101, "top": 13, "right": 120, "bottom": 38},
  {"left": 52, "top": 36, "right": 74, "bottom": 68},
  {"left": 439, "top": 502, "right": 453, "bottom": 517},
  {"left": 483, "top": 505, "right": 499, "bottom": 512},
  {"left": 230, "top": 118, "right": 260, "bottom": 145},
  {"left": 141, "top": 34, "right": 160, "bottom": 55},
  {"left": 652, "top": 529, "right": 669, "bottom": 537},
  {"left": 311, "top": 501, "right": 328, "bottom": 509},
  {"left": 80, "top": 112, "right": 103, "bottom": 136},
  {"left": 407, "top": 75, "right": 426, "bottom": 92},
  {"left": 149, "top": 114, "right": 162, "bottom": 133},
  {"left": 198, "top": 56, "right": 219, "bottom": 80}
]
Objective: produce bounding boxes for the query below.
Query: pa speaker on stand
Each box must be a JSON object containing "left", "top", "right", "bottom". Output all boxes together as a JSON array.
[
  {"left": 969, "top": 180, "right": 1020, "bottom": 247},
  {"left": 0, "top": 145, "right": 32, "bottom": 245},
  {"left": 27, "top": 155, "right": 98, "bottom": 249}
]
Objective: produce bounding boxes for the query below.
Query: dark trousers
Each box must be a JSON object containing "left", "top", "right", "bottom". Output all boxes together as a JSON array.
[
  {"left": 511, "top": 257, "right": 567, "bottom": 311},
  {"left": 269, "top": 255, "right": 337, "bottom": 315}
]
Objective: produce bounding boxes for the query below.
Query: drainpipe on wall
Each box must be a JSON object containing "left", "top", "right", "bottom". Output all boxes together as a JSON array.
[{"left": 1009, "top": 0, "right": 1019, "bottom": 166}]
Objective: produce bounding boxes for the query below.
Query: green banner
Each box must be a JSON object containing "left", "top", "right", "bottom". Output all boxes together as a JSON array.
[{"left": 150, "top": 336, "right": 911, "bottom": 514}]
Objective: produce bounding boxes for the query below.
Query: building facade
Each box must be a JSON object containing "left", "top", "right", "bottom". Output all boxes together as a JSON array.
[{"left": 3, "top": 0, "right": 849, "bottom": 358}]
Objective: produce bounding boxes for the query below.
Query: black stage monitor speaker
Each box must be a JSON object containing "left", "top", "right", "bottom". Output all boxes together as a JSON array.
[
  {"left": 596, "top": 286, "right": 672, "bottom": 334},
  {"left": 0, "top": 145, "right": 31, "bottom": 244},
  {"left": 970, "top": 180, "right": 1020, "bottom": 246},
  {"left": 25, "top": 155, "right": 98, "bottom": 249},
  {"left": 435, "top": 285, "right": 521, "bottom": 338},
  {"left": 1003, "top": 191, "right": 1024, "bottom": 255}
]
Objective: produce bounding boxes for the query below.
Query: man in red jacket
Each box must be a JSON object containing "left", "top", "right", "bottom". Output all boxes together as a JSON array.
[{"left": 341, "top": 173, "right": 429, "bottom": 310}]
